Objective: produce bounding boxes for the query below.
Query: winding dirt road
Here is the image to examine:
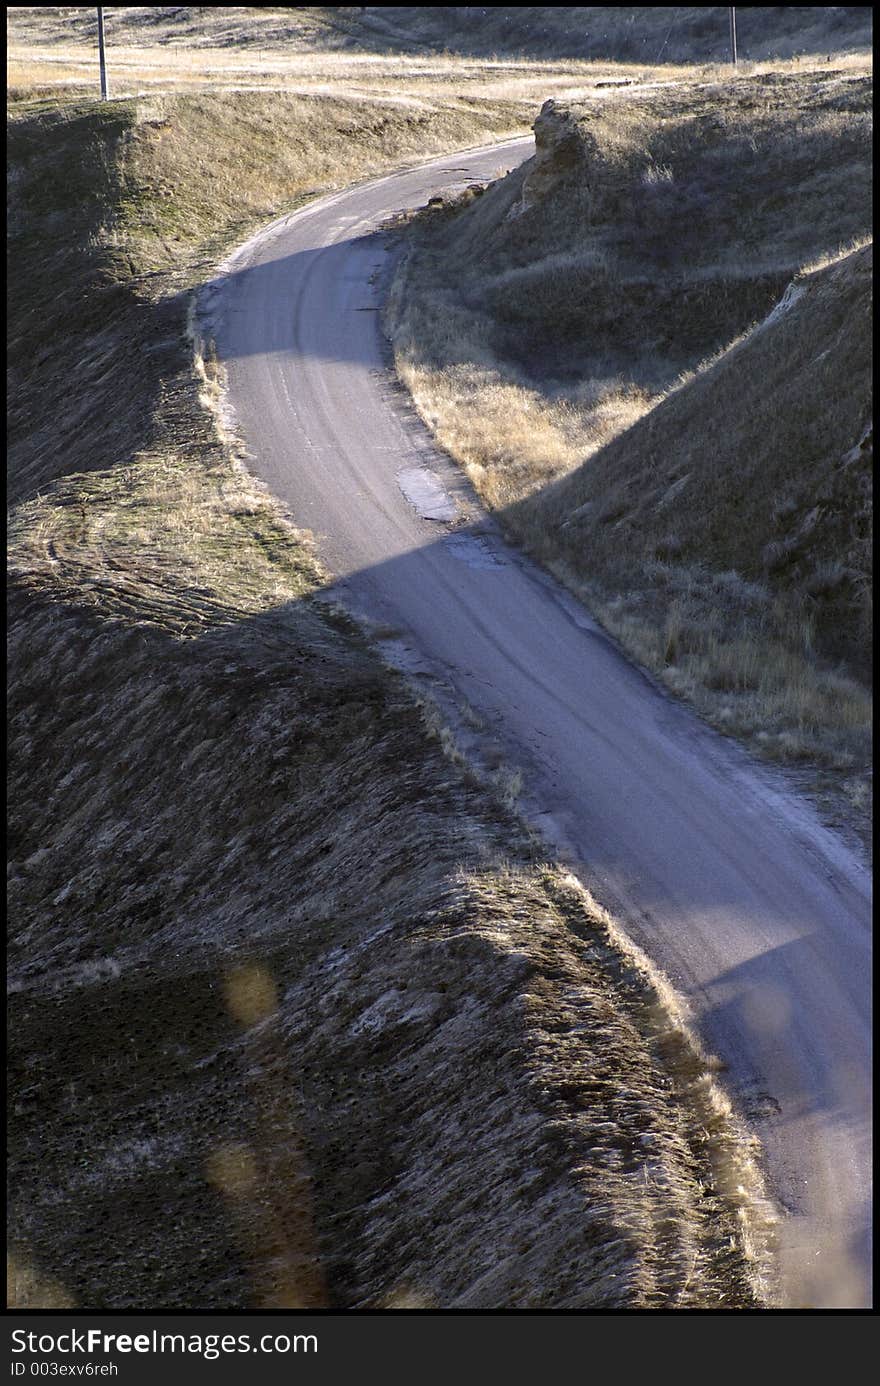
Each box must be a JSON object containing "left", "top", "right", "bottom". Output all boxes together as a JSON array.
[{"left": 201, "top": 137, "right": 872, "bottom": 1308}]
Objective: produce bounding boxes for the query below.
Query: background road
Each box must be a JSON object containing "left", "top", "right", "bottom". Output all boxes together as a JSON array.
[{"left": 204, "top": 137, "right": 872, "bottom": 1308}]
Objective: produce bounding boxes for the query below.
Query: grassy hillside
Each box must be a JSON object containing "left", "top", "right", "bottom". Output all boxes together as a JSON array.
[
  {"left": 9, "top": 552, "right": 765, "bottom": 1309},
  {"left": 534, "top": 243, "right": 873, "bottom": 677},
  {"left": 8, "top": 89, "right": 527, "bottom": 503},
  {"left": 7, "top": 90, "right": 769, "bottom": 1307},
  {"left": 6, "top": 11, "right": 653, "bottom": 111},
  {"left": 388, "top": 68, "right": 873, "bottom": 839},
  {"left": 8, "top": 6, "right": 874, "bottom": 64},
  {"left": 347, "top": 6, "right": 873, "bottom": 63}
]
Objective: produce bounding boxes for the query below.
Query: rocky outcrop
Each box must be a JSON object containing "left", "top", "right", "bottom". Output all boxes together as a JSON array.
[{"left": 507, "top": 99, "right": 594, "bottom": 219}]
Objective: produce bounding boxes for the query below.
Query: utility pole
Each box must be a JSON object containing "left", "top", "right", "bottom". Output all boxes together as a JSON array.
[
  {"left": 729, "top": 6, "right": 738, "bottom": 68},
  {"left": 97, "top": 6, "right": 109, "bottom": 100}
]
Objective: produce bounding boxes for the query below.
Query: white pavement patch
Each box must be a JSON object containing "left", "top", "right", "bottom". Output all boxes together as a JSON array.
[{"left": 397, "top": 466, "right": 457, "bottom": 521}]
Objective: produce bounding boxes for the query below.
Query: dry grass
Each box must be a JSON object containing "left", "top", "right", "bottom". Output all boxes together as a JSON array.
[
  {"left": 5, "top": 6, "right": 673, "bottom": 111},
  {"left": 388, "top": 69, "right": 873, "bottom": 844},
  {"left": 5, "top": 45, "right": 648, "bottom": 105},
  {"left": 8, "top": 70, "right": 770, "bottom": 1306},
  {"left": 7, "top": 88, "right": 533, "bottom": 505},
  {"left": 339, "top": 5, "right": 873, "bottom": 65},
  {"left": 7, "top": 5, "right": 873, "bottom": 68},
  {"left": 6, "top": 4, "right": 873, "bottom": 110}
]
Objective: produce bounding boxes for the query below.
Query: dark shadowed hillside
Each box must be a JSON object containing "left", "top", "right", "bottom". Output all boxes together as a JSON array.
[
  {"left": 533, "top": 244, "right": 872, "bottom": 680},
  {"left": 338, "top": 5, "right": 874, "bottom": 64}
]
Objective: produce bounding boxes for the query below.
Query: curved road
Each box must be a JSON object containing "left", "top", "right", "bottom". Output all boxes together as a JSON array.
[{"left": 202, "top": 137, "right": 872, "bottom": 1308}]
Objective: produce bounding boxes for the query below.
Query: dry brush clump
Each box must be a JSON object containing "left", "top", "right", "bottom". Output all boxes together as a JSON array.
[
  {"left": 388, "top": 69, "right": 873, "bottom": 840},
  {"left": 9, "top": 87, "right": 767, "bottom": 1307}
]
